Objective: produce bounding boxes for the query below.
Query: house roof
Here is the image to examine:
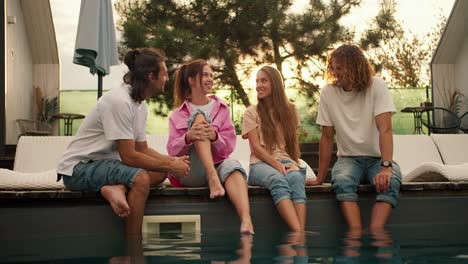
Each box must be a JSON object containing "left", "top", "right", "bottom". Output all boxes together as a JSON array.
[
  {"left": 21, "top": 0, "right": 59, "bottom": 64},
  {"left": 431, "top": 0, "right": 468, "bottom": 65}
]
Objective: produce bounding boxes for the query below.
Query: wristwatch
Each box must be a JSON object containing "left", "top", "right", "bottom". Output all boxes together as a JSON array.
[{"left": 381, "top": 160, "right": 393, "bottom": 168}]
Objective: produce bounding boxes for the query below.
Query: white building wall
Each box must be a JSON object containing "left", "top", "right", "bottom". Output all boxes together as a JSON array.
[
  {"left": 33, "top": 64, "right": 60, "bottom": 135},
  {"left": 455, "top": 36, "right": 468, "bottom": 97},
  {"left": 432, "top": 64, "right": 455, "bottom": 108},
  {"left": 6, "top": 0, "right": 34, "bottom": 144},
  {"left": 454, "top": 37, "right": 468, "bottom": 115}
]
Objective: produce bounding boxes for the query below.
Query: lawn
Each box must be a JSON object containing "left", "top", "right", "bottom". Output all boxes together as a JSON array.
[{"left": 59, "top": 87, "right": 428, "bottom": 142}]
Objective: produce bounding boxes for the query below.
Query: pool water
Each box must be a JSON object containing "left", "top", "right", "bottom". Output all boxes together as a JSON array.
[{"left": 2, "top": 223, "right": 468, "bottom": 263}]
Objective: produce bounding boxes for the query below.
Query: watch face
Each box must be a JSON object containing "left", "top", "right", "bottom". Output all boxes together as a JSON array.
[{"left": 381, "top": 160, "right": 392, "bottom": 167}]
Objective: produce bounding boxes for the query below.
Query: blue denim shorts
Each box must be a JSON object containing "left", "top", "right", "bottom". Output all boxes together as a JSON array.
[
  {"left": 331, "top": 156, "right": 402, "bottom": 207},
  {"left": 248, "top": 160, "right": 306, "bottom": 205},
  {"left": 62, "top": 159, "right": 142, "bottom": 192},
  {"left": 181, "top": 147, "right": 247, "bottom": 187}
]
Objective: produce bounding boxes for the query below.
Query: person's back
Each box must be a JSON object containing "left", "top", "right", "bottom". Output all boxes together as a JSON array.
[{"left": 57, "top": 86, "right": 146, "bottom": 176}]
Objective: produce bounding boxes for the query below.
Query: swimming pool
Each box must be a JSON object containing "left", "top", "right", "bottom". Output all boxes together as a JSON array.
[
  {"left": 1, "top": 183, "right": 468, "bottom": 263},
  {"left": 2, "top": 223, "right": 468, "bottom": 263}
]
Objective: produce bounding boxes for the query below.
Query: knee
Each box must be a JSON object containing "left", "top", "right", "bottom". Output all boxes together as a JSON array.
[
  {"left": 287, "top": 170, "right": 306, "bottom": 185},
  {"left": 192, "top": 113, "right": 208, "bottom": 124},
  {"left": 267, "top": 174, "right": 289, "bottom": 190},
  {"left": 132, "top": 170, "right": 151, "bottom": 193},
  {"left": 332, "top": 173, "right": 356, "bottom": 192},
  {"left": 385, "top": 176, "right": 401, "bottom": 197}
]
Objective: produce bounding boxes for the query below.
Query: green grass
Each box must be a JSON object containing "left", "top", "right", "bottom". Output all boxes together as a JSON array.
[
  {"left": 59, "top": 87, "right": 429, "bottom": 141},
  {"left": 59, "top": 90, "right": 169, "bottom": 135}
]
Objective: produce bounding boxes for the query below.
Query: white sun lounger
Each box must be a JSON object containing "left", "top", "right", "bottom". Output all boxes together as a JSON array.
[
  {"left": 0, "top": 135, "right": 315, "bottom": 190},
  {"left": 394, "top": 134, "right": 468, "bottom": 182}
]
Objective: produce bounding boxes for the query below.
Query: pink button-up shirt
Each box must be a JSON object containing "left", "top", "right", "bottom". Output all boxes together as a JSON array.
[{"left": 167, "top": 95, "right": 237, "bottom": 186}]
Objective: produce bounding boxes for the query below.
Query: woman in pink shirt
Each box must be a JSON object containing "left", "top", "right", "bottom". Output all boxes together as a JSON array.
[{"left": 167, "top": 59, "right": 253, "bottom": 234}]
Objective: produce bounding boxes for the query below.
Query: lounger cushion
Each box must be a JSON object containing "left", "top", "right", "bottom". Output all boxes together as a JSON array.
[
  {"left": 430, "top": 134, "right": 468, "bottom": 165},
  {"left": 0, "top": 169, "right": 64, "bottom": 190},
  {"left": 393, "top": 135, "right": 443, "bottom": 180},
  {"left": 14, "top": 136, "right": 73, "bottom": 172}
]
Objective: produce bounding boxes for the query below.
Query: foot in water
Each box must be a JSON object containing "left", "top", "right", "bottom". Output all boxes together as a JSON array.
[
  {"left": 240, "top": 219, "right": 255, "bottom": 235},
  {"left": 207, "top": 177, "right": 225, "bottom": 199},
  {"left": 101, "top": 185, "right": 130, "bottom": 218}
]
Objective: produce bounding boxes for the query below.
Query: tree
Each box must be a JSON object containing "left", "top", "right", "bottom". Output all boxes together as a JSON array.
[
  {"left": 115, "top": 0, "right": 400, "bottom": 115},
  {"left": 370, "top": 5, "right": 447, "bottom": 87}
]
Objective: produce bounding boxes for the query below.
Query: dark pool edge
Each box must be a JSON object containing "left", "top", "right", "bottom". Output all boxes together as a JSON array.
[{"left": 1, "top": 182, "right": 468, "bottom": 200}]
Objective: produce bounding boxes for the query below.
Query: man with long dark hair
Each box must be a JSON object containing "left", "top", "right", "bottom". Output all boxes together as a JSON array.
[{"left": 57, "top": 48, "right": 190, "bottom": 237}]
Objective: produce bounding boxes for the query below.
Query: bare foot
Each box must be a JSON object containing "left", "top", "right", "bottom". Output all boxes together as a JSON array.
[
  {"left": 101, "top": 185, "right": 130, "bottom": 218},
  {"left": 207, "top": 177, "right": 225, "bottom": 199},
  {"left": 240, "top": 219, "right": 254, "bottom": 235}
]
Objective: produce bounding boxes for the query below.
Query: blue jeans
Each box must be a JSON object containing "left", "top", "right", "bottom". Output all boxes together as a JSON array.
[
  {"left": 248, "top": 160, "right": 306, "bottom": 205},
  {"left": 63, "top": 159, "right": 141, "bottom": 192},
  {"left": 331, "top": 156, "right": 402, "bottom": 207}
]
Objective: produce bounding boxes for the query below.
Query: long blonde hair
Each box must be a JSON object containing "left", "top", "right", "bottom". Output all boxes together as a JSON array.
[{"left": 256, "top": 66, "right": 300, "bottom": 162}]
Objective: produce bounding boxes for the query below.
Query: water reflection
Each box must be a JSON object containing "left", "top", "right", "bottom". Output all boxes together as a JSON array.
[
  {"left": 106, "top": 228, "right": 403, "bottom": 263},
  {"left": 337, "top": 228, "right": 402, "bottom": 263},
  {"left": 211, "top": 234, "right": 253, "bottom": 264},
  {"left": 275, "top": 231, "right": 308, "bottom": 264}
]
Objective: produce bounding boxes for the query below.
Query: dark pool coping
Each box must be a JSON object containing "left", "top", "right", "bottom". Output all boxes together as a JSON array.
[{"left": 1, "top": 182, "right": 468, "bottom": 200}]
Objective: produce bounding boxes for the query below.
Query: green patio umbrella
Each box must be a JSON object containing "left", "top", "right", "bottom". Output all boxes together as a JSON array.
[{"left": 73, "top": 0, "right": 119, "bottom": 99}]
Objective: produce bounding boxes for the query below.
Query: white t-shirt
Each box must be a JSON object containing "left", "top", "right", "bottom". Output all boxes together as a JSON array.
[
  {"left": 188, "top": 99, "right": 215, "bottom": 115},
  {"left": 316, "top": 77, "right": 395, "bottom": 157},
  {"left": 57, "top": 86, "right": 147, "bottom": 176}
]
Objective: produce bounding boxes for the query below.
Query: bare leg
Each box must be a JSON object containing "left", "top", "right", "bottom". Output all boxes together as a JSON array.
[
  {"left": 125, "top": 170, "right": 151, "bottom": 236},
  {"left": 370, "top": 228, "right": 393, "bottom": 258},
  {"left": 340, "top": 201, "right": 362, "bottom": 229},
  {"left": 369, "top": 202, "right": 392, "bottom": 229},
  {"left": 101, "top": 184, "right": 130, "bottom": 218},
  {"left": 293, "top": 203, "right": 306, "bottom": 231},
  {"left": 147, "top": 171, "right": 168, "bottom": 187},
  {"left": 192, "top": 114, "right": 225, "bottom": 199},
  {"left": 276, "top": 199, "right": 302, "bottom": 232},
  {"left": 224, "top": 171, "right": 254, "bottom": 234},
  {"left": 343, "top": 228, "right": 362, "bottom": 257}
]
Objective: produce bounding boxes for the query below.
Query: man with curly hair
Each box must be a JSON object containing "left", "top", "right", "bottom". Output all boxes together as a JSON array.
[{"left": 307, "top": 44, "right": 402, "bottom": 230}]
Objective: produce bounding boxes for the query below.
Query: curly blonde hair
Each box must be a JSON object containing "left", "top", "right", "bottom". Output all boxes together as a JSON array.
[{"left": 325, "top": 44, "right": 374, "bottom": 92}]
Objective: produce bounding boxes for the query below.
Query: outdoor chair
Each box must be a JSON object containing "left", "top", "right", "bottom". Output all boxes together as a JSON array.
[
  {"left": 420, "top": 107, "right": 461, "bottom": 134},
  {"left": 16, "top": 119, "right": 52, "bottom": 137},
  {"left": 459, "top": 112, "right": 468, "bottom": 134}
]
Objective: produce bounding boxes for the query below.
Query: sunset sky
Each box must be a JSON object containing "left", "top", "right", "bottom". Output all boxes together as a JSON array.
[{"left": 50, "top": 0, "right": 456, "bottom": 91}]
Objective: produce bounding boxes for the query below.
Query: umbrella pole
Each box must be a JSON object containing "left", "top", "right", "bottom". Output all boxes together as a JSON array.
[{"left": 97, "top": 73, "right": 103, "bottom": 99}]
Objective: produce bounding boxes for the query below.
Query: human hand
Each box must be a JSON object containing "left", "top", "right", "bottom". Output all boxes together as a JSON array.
[
  {"left": 305, "top": 178, "right": 324, "bottom": 186},
  {"left": 186, "top": 121, "right": 214, "bottom": 142},
  {"left": 373, "top": 168, "right": 392, "bottom": 193},
  {"left": 285, "top": 164, "right": 300, "bottom": 173},
  {"left": 204, "top": 123, "right": 217, "bottom": 141},
  {"left": 272, "top": 160, "right": 287, "bottom": 175},
  {"left": 172, "top": 155, "right": 190, "bottom": 178}
]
